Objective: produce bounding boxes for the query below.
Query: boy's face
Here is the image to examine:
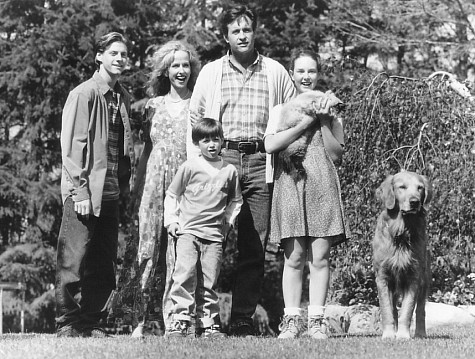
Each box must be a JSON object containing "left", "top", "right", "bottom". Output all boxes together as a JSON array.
[
  {"left": 96, "top": 41, "right": 128, "bottom": 78},
  {"left": 198, "top": 136, "right": 222, "bottom": 161}
]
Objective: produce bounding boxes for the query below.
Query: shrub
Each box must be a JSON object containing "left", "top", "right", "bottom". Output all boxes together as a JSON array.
[{"left": 321, "top": 59, "right": 475, "bottom": 307}]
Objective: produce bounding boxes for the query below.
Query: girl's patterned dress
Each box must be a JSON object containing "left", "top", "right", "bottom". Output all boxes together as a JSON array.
[
  {"left": 113, "top": 96, "right": 188, "bottom": 334},
  {"left": 269, "top": 119, "right": 350, "bottom": 246}
]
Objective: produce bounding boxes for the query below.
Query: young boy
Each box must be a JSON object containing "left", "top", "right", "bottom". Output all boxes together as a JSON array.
[
  {"left": 55, "top": 32, "right": 135, "bottom": 338},
  {"left": 164, "top": 118, "right": 242, "bottom": 338}
]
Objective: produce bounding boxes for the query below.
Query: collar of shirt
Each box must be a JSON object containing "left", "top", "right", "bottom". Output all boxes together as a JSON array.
[
  {"left": 92, "top": 71, "right": 124, "bottom": 97},
  {"left": 226, "top": 51, "right": 262, "bottom": 72}
]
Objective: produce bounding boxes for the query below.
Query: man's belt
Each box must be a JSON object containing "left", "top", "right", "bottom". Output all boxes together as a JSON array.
[{"left": 223, "top": 140, "right": 265, "bottom": 154}]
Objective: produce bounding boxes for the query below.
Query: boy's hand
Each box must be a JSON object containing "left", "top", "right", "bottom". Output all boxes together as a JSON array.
[
  {"left": 74, "top": 199, "right": 92, "bottom": 218},
  {"left": 167, "top": 223, "right": 181, "bottom": 239}
]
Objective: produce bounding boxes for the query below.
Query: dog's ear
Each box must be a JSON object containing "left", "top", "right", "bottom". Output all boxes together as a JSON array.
[
  {"left": 376, "top": 175, "right": 395, "bottom": 210},
  {"left": 421, "top": 175, "right": 433, "bottom": 205}
]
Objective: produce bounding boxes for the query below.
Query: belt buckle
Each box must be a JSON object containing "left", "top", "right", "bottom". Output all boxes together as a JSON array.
[{"left": 237, "top": 141, "right": 254, "bottom": 153}]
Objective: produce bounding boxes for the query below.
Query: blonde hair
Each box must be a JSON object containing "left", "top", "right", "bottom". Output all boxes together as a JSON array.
[{"left": 146, "top": 40, "right": 201, "bottom": 97}]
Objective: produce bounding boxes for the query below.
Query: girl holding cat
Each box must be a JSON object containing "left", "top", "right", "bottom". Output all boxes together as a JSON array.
[{"left": 264, "top": 49, "right": 350, "bottom": 339}]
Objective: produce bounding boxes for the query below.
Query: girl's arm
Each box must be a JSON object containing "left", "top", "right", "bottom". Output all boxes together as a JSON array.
[
  {"left": 265, "top": 119, "right": 315, "bottom": 154},
  {"left": 320, "top": 115, "right": 344, "bottom": 163}
]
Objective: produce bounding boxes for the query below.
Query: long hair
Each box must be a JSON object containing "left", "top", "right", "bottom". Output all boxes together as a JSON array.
[{"left": 146, "top": 40, "right": 201, "bottom": 97}]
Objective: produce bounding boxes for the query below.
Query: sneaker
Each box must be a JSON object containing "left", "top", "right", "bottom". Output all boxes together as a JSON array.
[
  {"left": 307, "top": 315, "right": 328, "bottom": 339},
  {"left": 89, "top": 327, "right": 112, "bottom": 338},
  {"left": 165, "top": 320, "right": 190, "bottom": 338},
  {"left": 278, "top": 315, "right": 303, "bottom": 339},
  {"left": 229, "top": 320, "right": 255, "bottom": 337},
  {"left": 201, "top": 324, "right": 227, "bottom": 339},
  {"left": 56, "top": 325, "right": 85, "bottom": 338}
]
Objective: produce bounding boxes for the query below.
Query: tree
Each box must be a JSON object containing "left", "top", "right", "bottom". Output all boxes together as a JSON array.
[{"left": 324, "top": 0, "right": 475, "bottom": 77}]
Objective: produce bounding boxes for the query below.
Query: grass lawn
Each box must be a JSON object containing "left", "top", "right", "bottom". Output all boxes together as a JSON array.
[{"left": 1, "top": 324, "right": 475, "bottom": 359}]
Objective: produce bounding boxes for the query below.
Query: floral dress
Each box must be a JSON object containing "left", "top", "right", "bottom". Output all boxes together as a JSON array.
[
  {"left": 112, "top": 96, "right": 188, "bottom": 334},
  {"left": 268, "top": 105, "right": 350, "bottom": 246}
]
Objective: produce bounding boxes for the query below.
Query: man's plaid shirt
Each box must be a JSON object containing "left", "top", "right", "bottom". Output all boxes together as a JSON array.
[{"left": 220, "top": 53, "right": 269, "bottom": 142}]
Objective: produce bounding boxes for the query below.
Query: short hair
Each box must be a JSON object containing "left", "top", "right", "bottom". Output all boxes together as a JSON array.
[
  {"left": 288, "top": 49, "right": 320, "bottom": 72},
  {"left": 95, "top": 32, "right": 128, "bottom": 69},
  {"left": 147, "top": 40, "right": 201, "bottom": 97},
  {"left": 219, "top": 3, "right": 258, "bottom": 37},
  {"left": 192, "top": 118, "right": 224, "bottom": 144}
]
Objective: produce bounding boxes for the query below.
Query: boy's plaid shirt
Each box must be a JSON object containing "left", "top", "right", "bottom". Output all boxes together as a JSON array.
[
  {"left": 220, "top": 53, "right": 269, "bottom": 142},
  {"left": 103, "top": 90, "right": 121, "bottom": 199}
]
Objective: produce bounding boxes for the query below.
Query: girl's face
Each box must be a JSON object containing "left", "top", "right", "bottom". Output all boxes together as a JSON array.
[
  {"left": 167, "top": 50, "right": 191, "bottom": 91},
  {"left": 289, "top": 56, "right": 318, "bottom": 94}
]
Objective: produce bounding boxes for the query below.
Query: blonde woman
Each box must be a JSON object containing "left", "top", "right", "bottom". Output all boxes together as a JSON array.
[{"left": 117, "top": 40, "right": 200, "bottom": 337}]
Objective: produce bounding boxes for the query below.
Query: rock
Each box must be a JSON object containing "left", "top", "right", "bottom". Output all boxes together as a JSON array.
[{"left": 423, "top": 302, "right": 475, "bottom": 329}]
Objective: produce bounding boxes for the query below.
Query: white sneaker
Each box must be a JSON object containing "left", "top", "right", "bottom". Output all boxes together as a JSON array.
[
  {"left": 278, "top": 315, "right": 303, "bottom": 339},
  {"left": 308, "top": 315, "right": 328, "bottom": 339},
  {"left": 165, "top": 320, "right": 190, "bottom": 338}
]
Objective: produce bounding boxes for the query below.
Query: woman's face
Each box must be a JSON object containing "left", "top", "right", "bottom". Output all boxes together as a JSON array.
[
  {"left": 289, "top": 56, "right": 318, "bottom": 94},
  {"left": 167, "top": 50, "right": 191, "bottom": 91}
]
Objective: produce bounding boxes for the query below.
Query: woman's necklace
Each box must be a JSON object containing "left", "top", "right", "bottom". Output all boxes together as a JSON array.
[{"left": 167, "top": 89, "right": 191, "bottom": 103}]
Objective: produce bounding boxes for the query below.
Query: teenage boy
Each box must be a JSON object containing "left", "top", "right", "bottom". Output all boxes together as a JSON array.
[{"left": 55, "top": 32, "right": 135, "bottom": 338}]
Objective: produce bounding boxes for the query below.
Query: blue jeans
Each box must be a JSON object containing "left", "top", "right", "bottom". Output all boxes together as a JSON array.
[
  {"left": 55, "top": 197, "right": 119, "bottom": 330},
  {"left": 169, "top": 233, "right": 223, "bottom": 328},
  {"left": 220, "top": 149, "right": 271, "bottom": 323}
]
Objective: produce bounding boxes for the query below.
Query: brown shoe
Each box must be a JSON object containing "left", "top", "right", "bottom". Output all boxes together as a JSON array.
[
  {"left": 88, "top": 327, "right": 112, "bottom": 338},
  {"left": 229, "top": 320, "right": 255, "bottom": 337},
  {"left": 56, "top": 325, "right": 85, "bottom": 338}
]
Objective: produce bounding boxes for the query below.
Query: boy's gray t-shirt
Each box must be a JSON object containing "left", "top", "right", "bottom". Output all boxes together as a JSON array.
[{"left": 167, "top": 156, "right": 240, "bottom": 242}]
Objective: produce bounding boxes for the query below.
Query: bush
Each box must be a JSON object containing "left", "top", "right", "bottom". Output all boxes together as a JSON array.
[{"left": 320, "top": 59, "right": 475, "bottom": 307}]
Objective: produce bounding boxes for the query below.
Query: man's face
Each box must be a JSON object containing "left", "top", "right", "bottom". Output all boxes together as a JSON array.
[
  {"left": 224, "top": 16, "right": 256, "bottom": 57},
  {"left": 96, "top": 41, "right": 128, "bottom": 78}
]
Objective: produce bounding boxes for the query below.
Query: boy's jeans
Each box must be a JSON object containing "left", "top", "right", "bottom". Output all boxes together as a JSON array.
[
  {"left": 220, "top": 149, "right": 270, "bottom": 324},
  {"left": 169, "top": 233, "right": 223, "bottom": 328},
  {"left": 55, "top": 197, "right": 119, "bottom": 330}
]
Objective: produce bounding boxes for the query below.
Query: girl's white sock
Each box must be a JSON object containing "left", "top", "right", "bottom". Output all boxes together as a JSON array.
[
  {"left": 308, "top": 305, "right": 325, "bottom": 317},
  {"left": 283, "top": 307, "right": 302, "bottom": 316}
]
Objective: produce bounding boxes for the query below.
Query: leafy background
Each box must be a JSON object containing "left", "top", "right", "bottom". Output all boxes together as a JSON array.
[{"left": 1, "top": 0, "right": 475, "bottom": 333}]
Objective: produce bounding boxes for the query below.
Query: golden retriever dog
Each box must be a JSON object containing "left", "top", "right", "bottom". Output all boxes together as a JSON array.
[
  {"left": 277, "top": 90, "right": 342, "bottom": 179},
  {"left": 372, "top": 171, "right": 432, "bottom": 339}
]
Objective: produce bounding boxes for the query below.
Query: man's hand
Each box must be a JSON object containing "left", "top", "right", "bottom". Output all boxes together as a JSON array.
[
  {"left": 167, "top": 222, "right": 181, "bottom": 239},
  {"left": 74, "top": 199, "right": 91, "bottom": 218}
]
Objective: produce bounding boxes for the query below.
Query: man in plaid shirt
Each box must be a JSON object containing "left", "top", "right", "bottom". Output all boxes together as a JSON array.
[{"left": 187, "top": 4, "right": 295, "bottom": 336}]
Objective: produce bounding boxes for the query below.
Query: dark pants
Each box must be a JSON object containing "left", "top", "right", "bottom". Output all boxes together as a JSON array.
[
  {"left": 55, "top": 197, "right": 119, "bottom": 330},
  {"left": 221, "top": 149, "right": 271, "bottom": 323}
]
